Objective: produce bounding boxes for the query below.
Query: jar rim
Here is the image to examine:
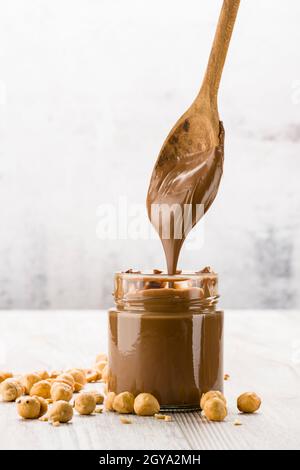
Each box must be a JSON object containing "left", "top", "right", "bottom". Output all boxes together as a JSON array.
[
  {"left": 114, "top": 270, "right": 219, "bottom": 311},
  {"left": 115, "top": 270, "right": 218, "bottom": 282}
]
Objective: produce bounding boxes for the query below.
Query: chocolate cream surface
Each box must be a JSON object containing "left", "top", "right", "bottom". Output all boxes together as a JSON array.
[{"left": 147, "top": 121, "right": 224, "bottom": 274}]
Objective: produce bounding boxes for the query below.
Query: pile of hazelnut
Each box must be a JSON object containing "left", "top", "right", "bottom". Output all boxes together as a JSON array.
[
  {"left": 0, "top": 354, "right": 170, "bottom": 426},
  {"left": 0, "top": 354, "right": 109, "bottom": 426},
  {"left": 0, "top": 359, "right": 261, "bottom": 427}
]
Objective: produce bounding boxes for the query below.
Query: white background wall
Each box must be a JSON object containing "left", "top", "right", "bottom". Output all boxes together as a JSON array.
[{"left": 0, "top": 0, "right": 299, "bottom": 309}]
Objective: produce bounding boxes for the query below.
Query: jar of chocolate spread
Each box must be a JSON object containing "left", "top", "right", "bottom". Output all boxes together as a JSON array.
[{"left": 108, "top": 270, "right": 223, "bottom": 410}]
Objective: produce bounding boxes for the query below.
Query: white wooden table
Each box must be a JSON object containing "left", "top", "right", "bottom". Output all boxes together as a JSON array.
[{"left": 0, "top": 310, "right": 300, "bottom": 450}]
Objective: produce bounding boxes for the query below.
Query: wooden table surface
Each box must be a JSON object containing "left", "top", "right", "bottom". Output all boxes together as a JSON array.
[{"left": 0, "top": 310, "right": 299, "bottom": 450}]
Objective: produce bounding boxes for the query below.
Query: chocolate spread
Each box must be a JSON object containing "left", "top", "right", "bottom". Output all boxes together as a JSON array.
[
  {"left": 108, "top": 272, "right": 223, "bottom": 409},
  {"left": 147, "top": 122, "right": 225, "bottom": 274}
]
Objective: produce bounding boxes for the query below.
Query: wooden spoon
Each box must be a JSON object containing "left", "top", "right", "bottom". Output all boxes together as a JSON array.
[{"left": 147, "top": 0, "right": 240, "bottom": 274}]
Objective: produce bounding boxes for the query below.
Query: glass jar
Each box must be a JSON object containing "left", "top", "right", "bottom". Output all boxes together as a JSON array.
[{"left": 108, "top": 271, "right": 223, "bottom": 411}]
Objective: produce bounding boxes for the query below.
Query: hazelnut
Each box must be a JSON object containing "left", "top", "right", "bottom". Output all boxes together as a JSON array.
[
  {"left": 0, "top": 371, "right": 13, "bottom": 383},
  {"left": 200, "top": 390, "right": 226, "bottom": 410},
  {"left": 35, "top": 370, "right": 49, "bottom": 380},
  {"left": 113, "top": 392, "right": 134, "bottom": 414},
  {"left": 85, "top": 369, "right": 101, "bottom": 383},
  {"left": 94, "top": 361, "right": 107, "bottom": 376},
  {"left": 30, "top": 380, "right": 51, "bottom": 399},
  {"left": 203, "top": 397, "right": 227, "bottom": 422},
  {"left": 55, "top": 373, "right": 75, "bottom": 390},
  {"left": 104, "top": 392, "right": 116, "bottom": 411},
  {"left": 74, "top": 382, "right": 84, "bottom": 392},
  {"left": 84, "top": 390, "right": 104, "bottom": 404},
  {"left": 67, "top": 369, "right": 87, "bottom": 392},
  {"left": 96, "top": 353, "right": 108, "bottom": 363},
  {"left": 16, "top": 396, "right": 41, "bottom": 419},
  {"left": 237, "top": 392, "right": 261, "bottom": 413},
  {"left": 74, "top": 393, "right": 96, "bottom": 415},
  {"left": 51, "top": 382, "right": 73, "bottom": 402},
  {"left": 0, "top": 378, "right": 24, "bottom": 401},
  {"left": 22, "top": 373, "right": 41, "bottom": 394},
  {"left": 49, "top": 400, "right": 73, "bottom": 424},
  {"left": 134, "top": 393, "right": 160, "bottom": 416},
  {"left": 49, "top": 370, "right": 62, "bottom": 379}
]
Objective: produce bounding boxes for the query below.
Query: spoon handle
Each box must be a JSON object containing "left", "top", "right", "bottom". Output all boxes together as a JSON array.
[{"left": 199, "top": 0, "right": 240, "bottom": 104}]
